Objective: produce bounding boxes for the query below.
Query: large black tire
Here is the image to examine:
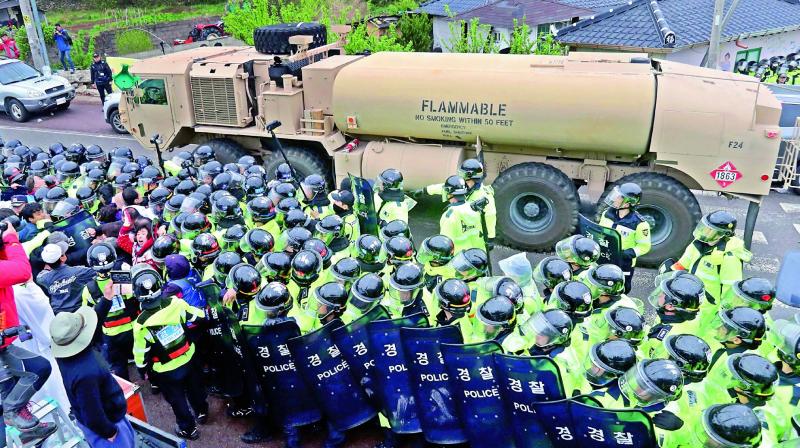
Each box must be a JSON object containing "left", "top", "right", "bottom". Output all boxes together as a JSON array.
[
  {"left": 597, "top": 173, "right": 701, "bottom": 268},
  {"left": 262, "top": 144, "right": 330, "bottom": 185},
  {"left": 206, "top": 138, "right": 249, "bottom": 165},
  {"left": 494, "top": 163, "right": 579, "bottom": 252},
  {"left": 253, "top": 23, "right": 327, "bottom": 55}
]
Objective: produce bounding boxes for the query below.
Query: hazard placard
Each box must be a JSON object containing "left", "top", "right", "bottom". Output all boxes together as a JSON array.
[{"left": 709, "top": 161, "right": 742, "bottom": 188}]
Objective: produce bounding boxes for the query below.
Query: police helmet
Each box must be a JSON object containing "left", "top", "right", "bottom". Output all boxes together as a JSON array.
[
  {"left": 443, "top": 175, "right": 468, "bottom": 198},
  {"left": 355, "top": 234, "right": 385, "bottom": 265},
  {"left": 694, "top": 211, "right": 737, "bottom": 244},
  {"left": 212, "top": 172, "right": 233, "bottom": 192},
  {"left": 66, "top": 143, "right": 86, "bottom": 163},
  {"left": 696, "top": 404, "right": 762, "bottom": 448},
  {"left": 555, "top": 235, "right": 600, "bottom": 268},
  {"left": 477, "top": 296, "right": 516, "bottom": 332},
  {"left": 648, "top": 271, "right": 704, "bottom": 314},
  {"left": 174, "top": 179, "right": 196, "bottom": 197},
  {"left": 3, "top": 166, "right": 24, "bottom": 185},
  {"left": 493, "top": 277, "right": 524, "bottom": 313},
  {"left": 315, "top": 214, "right": 344, "bottom": 245},
  {"left": 255, "top": 282, "right": 293, "bottom": 317},
  {"left": 227, "top": 263, "right": 261, "bottom": 300},
  {"left": 291, "top": 250, "right": 323, "bottom": 286},
  {"left": 585, "top": 340, "right": 637, "bottom": 387},
  {"left": 181, "top": 212, "right": 211, "bottom": 240},
  {"left": 434, "top": 279, "right": 472, "bottom": 317},
  {"left": 247, "top": 197, "right": 276, "bottom": 224},
  {"left": 86, "top": 243, "right": 117, "bottom": 275},
  {"left": 285, "top": 209, "right": 309, "bottom": 229},
  {"left": 548, "top": 281, "right": 593, "bottom": 318},
  {"left": 213, "top": 251, "right": 243, "bottom": 285},
  {"left": 49, "top": 142, "right": 66, "bottom": 156},
  {"left": 221, "top": 224, "right": 246, "bottom": 252},
  {"left": 139, "top": 166, "right": 163, "bottom": 187},
  {"left": 520, "top": 309, "right": 574, "bottom": 349},
  {"left": 379, "top": 219, "right": 410, "bottom": 241},
  {"left": 258, "top": 251, "right": 293, "bottom": 283},
  {"left": 269, "top": 182, "right": 297, "bottom": 206},
  {"left": 29, "top": 160, "right": 48, "bottom": 177},
  {"left": 350, "top": 273, "right": 385, "bottom": 311},
  {"left": 664, "top": 334, "right": 712, "bottom": 380},
  {"left": 285, "top": 227, "right": 312, "bottom": 254},
  {"left": 245, "top": 175, "right": 266, "bottom": 199},
  {"left": 242, "top": 228, "right": 275, "bottom": 257},
  {"left": 76, "top": 186, "right": 98, "bottom": 210},
  {"left": 604, "top": 182, "right": 642, "bottom": 209},
  {"left": 385, "top": 236, "right": 415, "bottom": 266},
  {"left": 772, "top": 320, "right": 800, "bottom": 369},
  {"left": 726, "top": 353, "right": 778, "bottom": 400},
  {"left": 714, "top": 307, "right": 766, "bottom": 345},
  {"left": 275, "top": 163, "right": 294, "bottom": 183},
  {"left": 417, "top": 235, "right": 455, "bottom": 267},
  {"left": 151, "top": 234, "right": 179, "bottom": 264},
  {"left": 458, "top": 158, "right": 484, "bottom": 181},
  {"left": 605, "top": 306, "right": 646, "bottom": 344},
  {"left": 452, "top": 248, "right": 489, "bottom": 282},
  {"left": 50, "top": 200, "right": 79, "bottom": 223},
  {"left": 199, "top": 161, "right": 223, "bottom": 182},
  {"left": 131, "top": 264, "right": 163, "bottom": 309},
  {"left": 57, "top": 160, "right": 80, "bottom": 182},
  {"left": 193, "top": 145, "right": 215, "bottom": 166},
  {"left": 728, "top": 277, "right": 775, "bottom": 311},
  {"left": 331, "top": 257, "right": 361, "bottom": 287},
  {"left": 619, "top": 359, "right": 683, "bottom": 407},
  {"left": 314, "top": 282, "right": 348, "bottom": 318},
  {"left": 191, "top": 233, "right": 221, "bottom": 268},
  {"left": 377, "top": 168, "right": 403, "bottom": 191},
  {"left": 212, "top": 194, "right": 242, "bottom": 221},
  {"left": 534, "top": 256, "right": 572, "bottom": 290},
  {"left": 303, "top": 238, "right": 332, "bottom": 269},
  {"left": 301, "top": 174, "right": 326, "bottom": 199},
  {"left": 148, "top": 186, "right": 171, "bottom": 207}
]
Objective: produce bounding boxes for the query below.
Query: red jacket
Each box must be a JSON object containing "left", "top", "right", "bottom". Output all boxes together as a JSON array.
[{"left": 0, "top": 232, "right": 32, "bottom": 348}]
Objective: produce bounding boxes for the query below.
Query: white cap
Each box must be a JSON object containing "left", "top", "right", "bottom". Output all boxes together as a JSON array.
[{"left": 41, "top": 243, "right": 65, "bottom": 264}]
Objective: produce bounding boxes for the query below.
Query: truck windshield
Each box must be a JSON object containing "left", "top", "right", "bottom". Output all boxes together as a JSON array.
[{"left": 0, "top": 61, "right": 40, "bottom": 85}]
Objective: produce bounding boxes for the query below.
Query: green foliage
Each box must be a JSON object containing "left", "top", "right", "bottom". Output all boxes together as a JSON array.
[
  {"left": 445, "top": 15, "right": 498, "bottom": 54},
  {"left": 115, "top": 29, "right": 153, "bottom": 55},
  {"left": 48, "top": 3, "right": 226, "bottom": 27},
  {"left": 368, "top": 0, "right": 419, "bottom": 16},
  {"left": 534, "top": 32, "right": 566, "bottom": 55},
  {"left": 343, "top": 22, "right": 411, "bottom": 54},
  {"left": 224, "top": 0, "right": 349, "bottom": 45},
  {"left": 506, "top": 19, "right": 534, "bottom": 54},
  {"left": 397, "top": 13, "right": 432, "bottom": 52}
]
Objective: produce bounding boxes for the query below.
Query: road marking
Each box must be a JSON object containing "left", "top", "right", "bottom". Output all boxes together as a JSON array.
[
  {"left": 734, "top": 229, "right": 767, "bottom": 245},
  {"left": 795, "top": 223, "right": 800, "bottom": 236},
  {"left": 0, "top": 124, "right": 135, "bottom": 141},
  {"left": 780, "top": 202, "right": 800, "bottom": 213}
]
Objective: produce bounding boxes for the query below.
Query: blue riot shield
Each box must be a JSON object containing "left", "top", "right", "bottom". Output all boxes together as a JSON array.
[
  {"left": 199, "top": 281, "right": 246, "bottom": 398},
  {"left": 578, "top": 214, "right": 623, "bottom": 266},
  {"left": 493, "top": 353, "right": 566, "bottom": 448},
  {"left": 288, "top": 318, "right": 377, "bottom": 431},
  {"left": 366, "top": 313, "right": 429, "bottom": 434},
  {"left": 331, "top": 305, "right": 390, "bottom": 404},
  {"left": 400, "top": 325, "right": 467, "bottom": 445},
  {"left": 241, "top": 320, "right": 322, "bottom": 427},
  {"left": 440, "top": 341, "right": 513, "bottom": 448},
  {"left": 529, "top": 397, "right": 655, "bottom": 448}
]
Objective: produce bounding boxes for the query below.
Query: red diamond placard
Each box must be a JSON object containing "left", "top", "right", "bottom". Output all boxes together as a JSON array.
[{"left": 709, "top": 161, "right": 742, "bottom": 188}]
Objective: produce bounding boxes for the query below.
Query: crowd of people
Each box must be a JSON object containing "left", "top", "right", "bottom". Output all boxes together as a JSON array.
[
  {"left": 735, "top": 52, "right": 800, "bottom": 85},
  {"left": 0, "top": 138, "right": 798, "bottom": 448}
]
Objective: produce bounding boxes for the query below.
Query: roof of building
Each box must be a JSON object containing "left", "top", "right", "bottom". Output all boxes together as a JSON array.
[
  {"left": 556, "top": 0, "right": 800, "bottom": 50},
  {"left": 454, "top": 0, "right": 594, "bottom": 28},
  {"left": 417, "top": 0, "right": 495, "bottom": 16},
  {"left": 556, "top": 0, "right": 629, "bottom": 11}
]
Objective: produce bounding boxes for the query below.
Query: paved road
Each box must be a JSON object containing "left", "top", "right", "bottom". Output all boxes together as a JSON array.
[{"left": 2, "top": 102, "right": 799, "bottom": 447}]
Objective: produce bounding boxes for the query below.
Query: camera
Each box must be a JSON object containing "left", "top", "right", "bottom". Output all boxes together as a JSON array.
[{"left": 470, "top": 197, "right": 489, "bottom": 212}]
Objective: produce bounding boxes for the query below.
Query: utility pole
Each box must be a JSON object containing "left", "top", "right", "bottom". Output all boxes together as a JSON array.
[
  {"left": 706, "top": 0, "right": 725, "bottom": 69},
  {"left": 19, "top": 0, "right": 49, "bottom": 71}
]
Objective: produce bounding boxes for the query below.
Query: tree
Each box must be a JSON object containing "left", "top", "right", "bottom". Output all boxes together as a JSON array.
[
  {"left": 444, "top": 15, "right": 498, "bottom": 54},
  {"left": 397, "top": 13, "right": 432, "bottom": 52}
]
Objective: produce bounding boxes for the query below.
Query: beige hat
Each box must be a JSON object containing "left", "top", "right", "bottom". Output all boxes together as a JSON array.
[{"left": 50, "top": 306, "right": 98, "bottom": 358}]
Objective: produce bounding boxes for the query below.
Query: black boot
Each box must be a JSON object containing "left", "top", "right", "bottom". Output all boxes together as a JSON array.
[
  {"left": 4, "top": 404, "right": 44, "bottom": 431},
  {"left": 241, "top": 425, "right": 272, "bottom": 444}
]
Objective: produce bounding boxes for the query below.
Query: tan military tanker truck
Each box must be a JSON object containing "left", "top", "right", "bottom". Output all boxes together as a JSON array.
[{"left": 118, "top": 24, "right": 783, "bottom": 267}]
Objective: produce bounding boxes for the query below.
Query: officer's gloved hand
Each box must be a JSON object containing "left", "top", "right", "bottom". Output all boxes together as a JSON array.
[
  {"left": 410, "top": 188, "right": 425, "bottom": 199},
  {"left": 652, "top": 410, "right": 684, "bottom": 431}
]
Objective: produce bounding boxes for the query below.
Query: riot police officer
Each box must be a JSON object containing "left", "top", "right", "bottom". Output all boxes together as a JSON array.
[
  {"left": 383, "top": 263, "right": 431, "bottom": 318},
  {"left": 131, "top": 264, "right": 208, "bottom": 440},
  {"left": 341, "top": 272, "right": 385, "bottom": 323},
  {"left": 433, "top": 278, "right": 472, "bottom": 334},
  {"left": 374, "top": 169, "right": 416, "bottom": 227},
  {"left": 599, "top": 182, "right": 651, "bottom": 293},
  {"left": 555, "top": 234, "right": 600, "bottom": 275},
  {"left": 439, "top": 175, "right": 485, "bottom": 254},
  {"left": 591, "top": 359, "right": 684, "bottom": 413},
  {"left": 297, "top": 281, "right": 348, "bottom": 334},
  {"left": 640, "top": 271, "right": 705, "bottom": 359},
  {"left": 416, "top": 234, "right": 455, "bottom": 292},
  {"left": 577, "top": 339, "right": 638, "bottom": 396},
  {"left": 300, "top": 174, "right": 333, "bottom": 220},
  {"left": 706, "top": 307, "right": 766, "bottom": 370},
  {"left": 469, "top": 296, "right": 517, "bottom": 348},
  {"left": 673, "top": 210, "right": 751, "bottom": 305},
  {"left": 354, "top": 234, "right": 386, "bottom": 274},
  {"left": 534, "top": 256, "right": 572, "bottom": 297},
  {"left": 721, "top": 277, "right": 775, "bottom": 313}
]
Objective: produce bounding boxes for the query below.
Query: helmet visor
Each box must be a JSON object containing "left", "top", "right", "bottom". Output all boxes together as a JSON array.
[
  {"left": 498, "top": 253, "right": 533, "bottom": 287},
  {"left": 451, "top": 251, "right": 483, "bottom": 281},
  {"left": 647, "top": 275, "right": 702, "bottom": 313},
  {"left": 693, "top": 216, "right": 728, "bottom": 244},
  {"left": 618, "top": 363, "right": 676, "bottom": 407},
  {"left": 180, "top": 197, "right": 204, "bottom": 215},
  {"left": 728, "top": 281, "right": 773, "bottom": 311},
  {"left": 691, "top": 409, "right": 761, "bottom": 448},
  {"left": 555, "top": 236, "right": 580, "bottom": 265},
  {"left": 583, "top": 346, "right": 625, "bottom": 387},
  {"left": 520, "top": 312, "right": 568, "bottom": 348},
  {"left": 603, "top": 186, "right": 628, "bottom": 209}
]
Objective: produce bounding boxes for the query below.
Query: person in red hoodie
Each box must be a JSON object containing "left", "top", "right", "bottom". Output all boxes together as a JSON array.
[{"left": 0, "top": 221, "right": 57, "bottom": 445}]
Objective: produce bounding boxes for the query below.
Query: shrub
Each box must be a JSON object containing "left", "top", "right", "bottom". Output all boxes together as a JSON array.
[
  {"left": 444, "top": 15, "right": 498, "bottom": 54},
  {"left": 115, "top": 29, "right": 153, "bottom": 54},
  {"left": 397, "top": 12, "right": 432, "bottom": 52},
  {"left": 343, "top": 22, "right": 411, "bottom": 54}
]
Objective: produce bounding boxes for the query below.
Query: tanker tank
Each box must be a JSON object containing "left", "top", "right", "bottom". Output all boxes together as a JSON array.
[{"left": 332, "top": 52, "right": 657, "bottom": 156}]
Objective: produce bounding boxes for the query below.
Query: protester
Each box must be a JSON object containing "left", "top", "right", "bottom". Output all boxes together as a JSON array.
[
  {"left": 53, "top": 23, "right": 75, "bottom": 73},
  {"left": 51, "top": 306, "right": 136, "bottom": 448},
  {"left": 36, "top": 237, "right": 103, "bottom": 314},
  {"left": 1, "top": 34, "right": 19, "bottom": 59}
]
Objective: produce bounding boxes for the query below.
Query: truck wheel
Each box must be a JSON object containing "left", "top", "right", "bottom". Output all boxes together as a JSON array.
[
  {"left": 206, "top": 138, "right": 248, "bottom": 165},
  {"left": 253, "top": 23, "right": 327, "bottom": 55},
  {"left": 597, "top": 173, "right": 701, "bottom": 268},
  {"left": 263, "top": 144, "right": 330, "bottom": 185},
  {"left": 494, "top": 163, "right": 579, "bottom": 252}
]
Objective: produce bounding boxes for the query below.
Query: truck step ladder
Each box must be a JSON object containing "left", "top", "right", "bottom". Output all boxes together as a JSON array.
[{"left": 5, "top": 399, "right": 87, "bottom": 448}]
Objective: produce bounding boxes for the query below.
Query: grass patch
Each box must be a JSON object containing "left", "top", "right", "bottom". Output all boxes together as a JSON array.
[
  {"left": 47, "top": 2, "right": 226, "bottom": 28},
  {"left": 115, "top": 29, "right": 153, "bottom": 55}
]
